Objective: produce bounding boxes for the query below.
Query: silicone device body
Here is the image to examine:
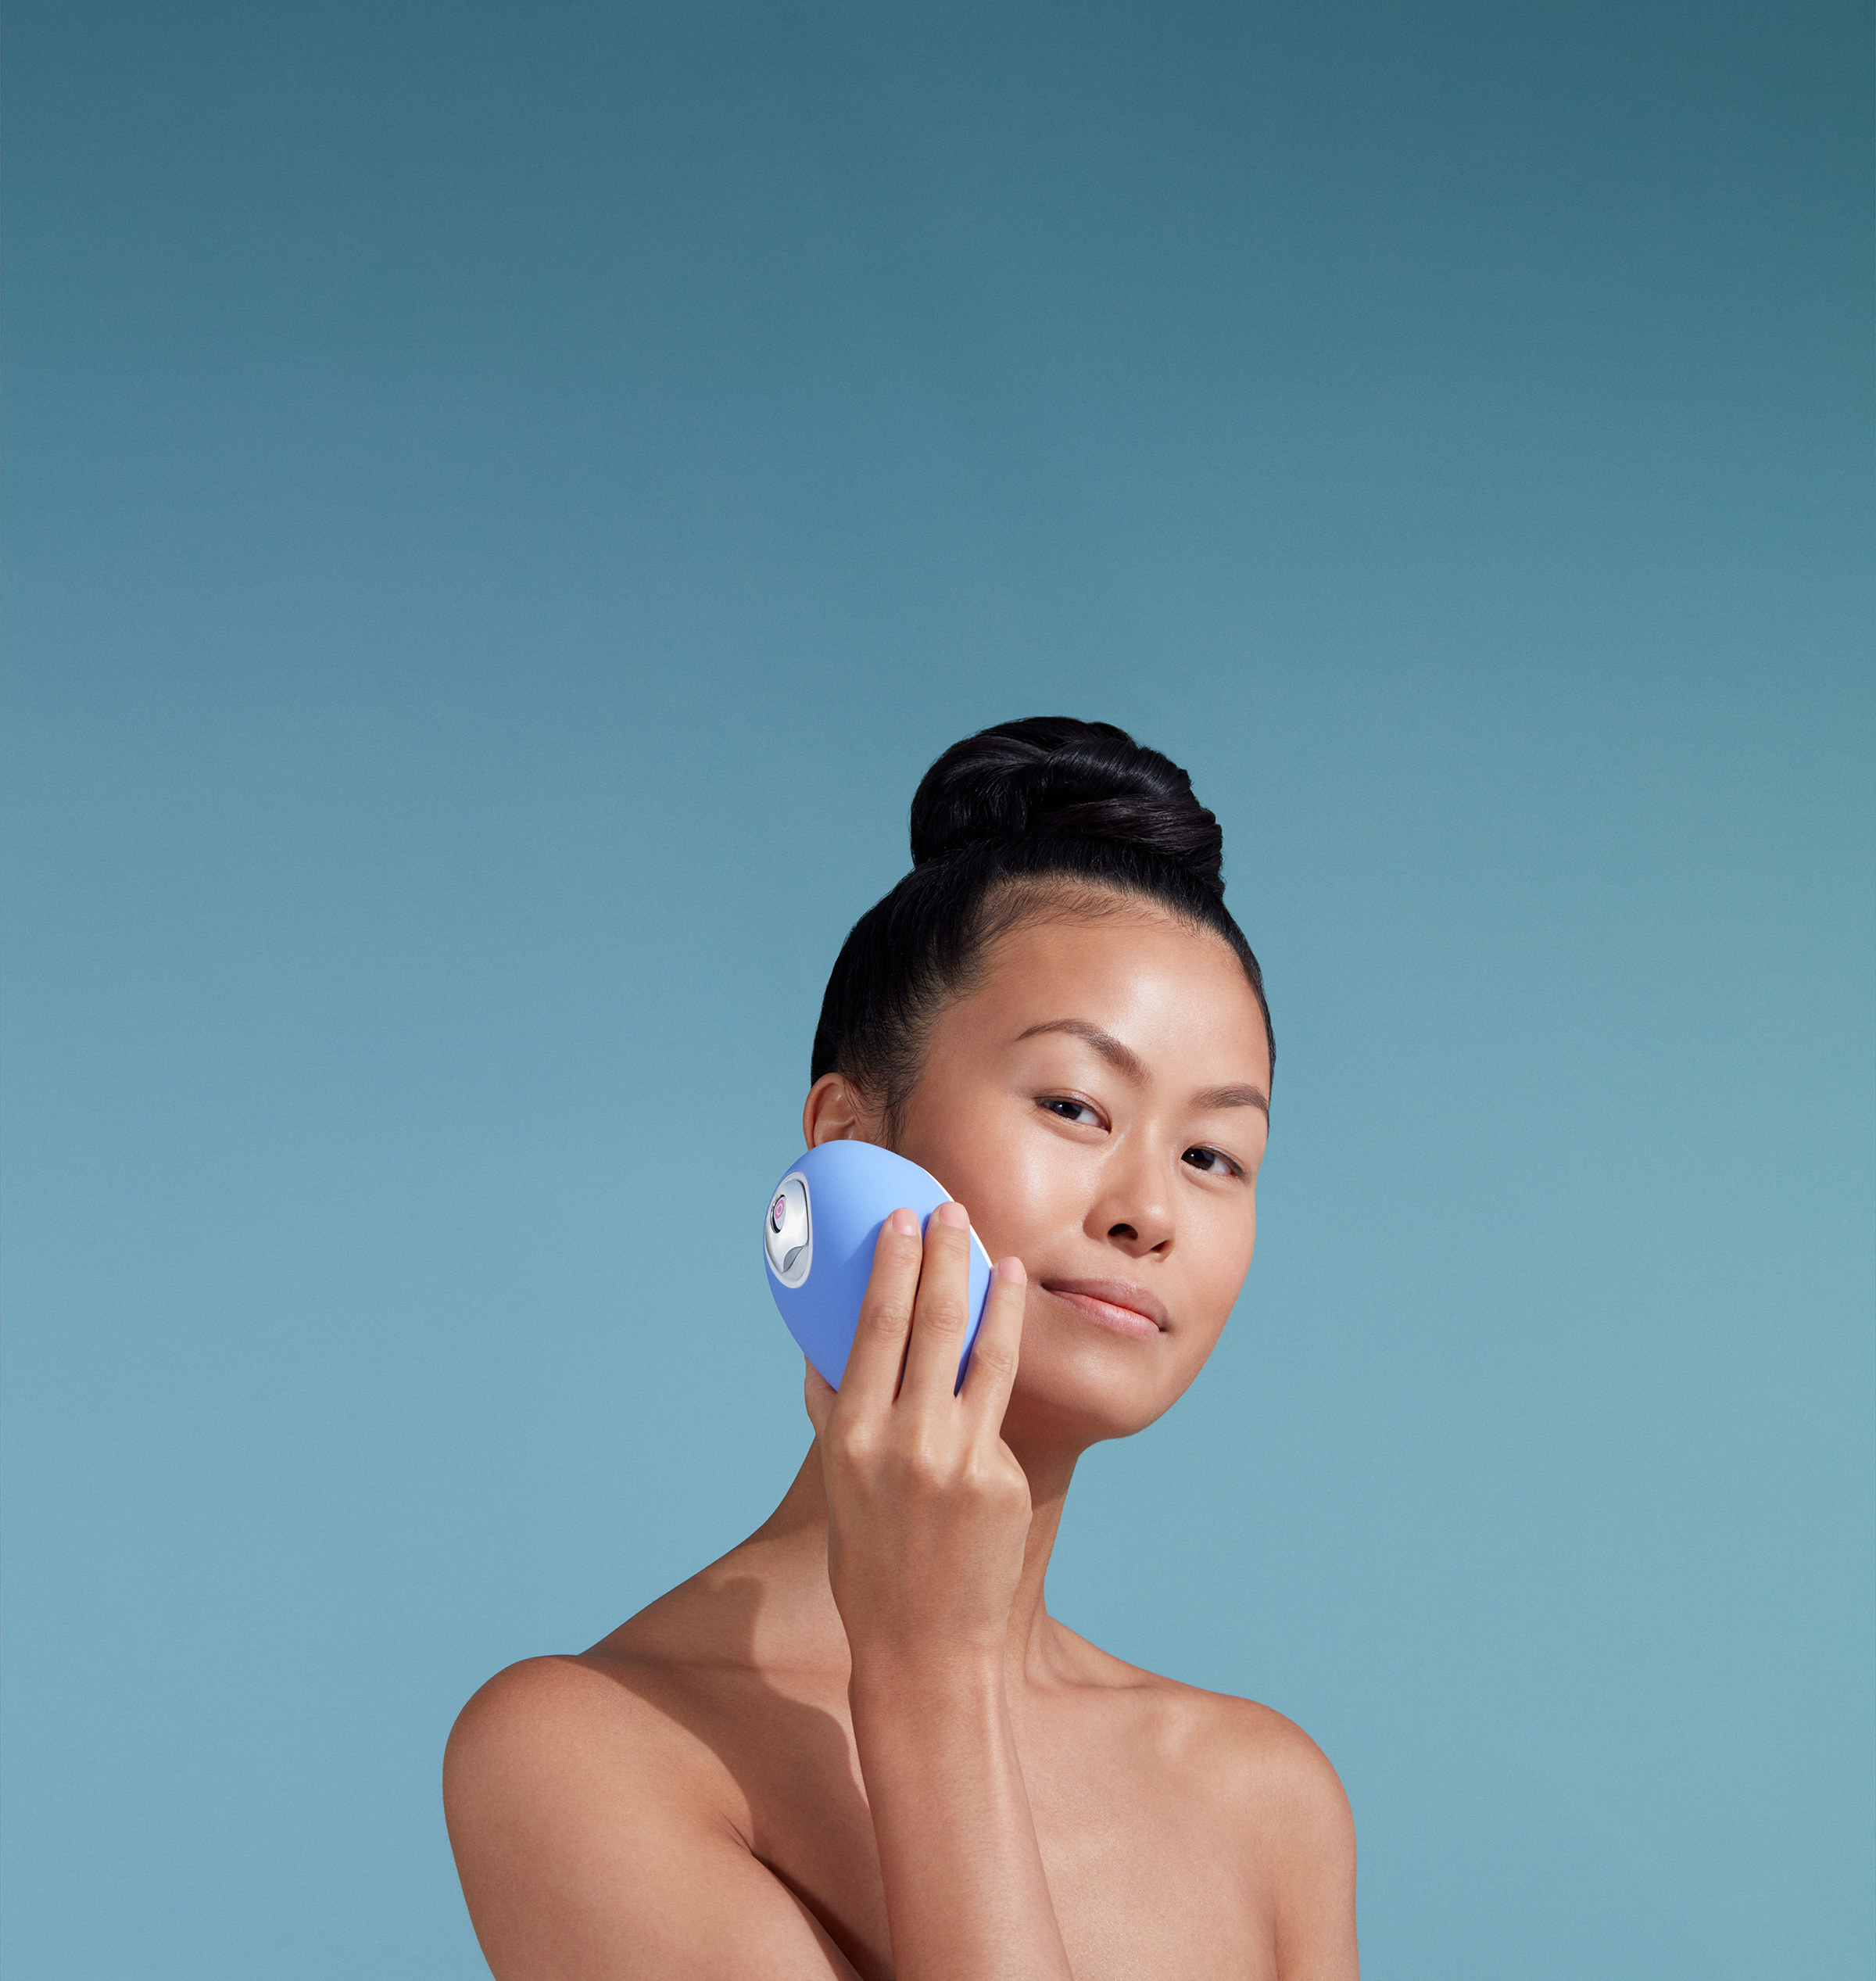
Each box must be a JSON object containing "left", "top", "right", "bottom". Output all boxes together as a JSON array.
[{"left": 763, "top": 1141, "right": 992, "bottom": 1391}]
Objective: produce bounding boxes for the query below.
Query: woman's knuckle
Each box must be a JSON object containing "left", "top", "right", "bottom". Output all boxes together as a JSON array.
[
  {"left": 833, "top": 1423, "right": 875, "bottom": 1467},
  {"left": 906, "top": 1438, "right": 960, "bottom": 1492},
  {"left": 971, "top": 1339, "right": 1016, "bottom": 1377},
  {"left": 918, "top": 1299, "right": 966, "bottom": 1338},
  {"left": 965, "top": 1453, "right": 1024, "bottom": 1503},
  {"left": 861, "top": 1299, "right": 908, "bottom": 1340}
]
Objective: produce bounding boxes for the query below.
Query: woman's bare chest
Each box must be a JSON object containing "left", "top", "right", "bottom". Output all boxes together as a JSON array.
[{"left": 714, "top": 1682, "right": 1273, "bottom": 1981}]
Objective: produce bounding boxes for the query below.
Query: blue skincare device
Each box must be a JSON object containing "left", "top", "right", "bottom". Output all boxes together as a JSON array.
[{"left": 763, "top": 1142, "right": 993, "bottom": 1391}]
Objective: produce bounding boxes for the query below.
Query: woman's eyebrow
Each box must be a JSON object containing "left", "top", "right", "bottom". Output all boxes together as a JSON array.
[
  {"left": 1193, "top": 1084, "right": 1269, "bottom": 1116},
  {"left": 1014, "top": 1019, "right": 1145, "bottom": 1080},
  {"left": 1014, "top": 1019, "right": 1269, "bottom": 1114}
]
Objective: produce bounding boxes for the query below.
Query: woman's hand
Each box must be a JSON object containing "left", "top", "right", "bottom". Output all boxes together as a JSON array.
[
  {"left": 801, "top": 1204, "right": 1069, "bottom": 1979},
  {"left": 803, "top": 1202, "right": 1032, "bottom": 1675}
]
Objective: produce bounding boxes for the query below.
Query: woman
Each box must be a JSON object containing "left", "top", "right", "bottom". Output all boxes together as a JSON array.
[{"left": 444, "top": 718, "right": 1359, "bottom": 1979}]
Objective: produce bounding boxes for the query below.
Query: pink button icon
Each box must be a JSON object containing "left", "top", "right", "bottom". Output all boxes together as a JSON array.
[{"left": 771, "top": 1195, "right": 787, "bottom": 1232}]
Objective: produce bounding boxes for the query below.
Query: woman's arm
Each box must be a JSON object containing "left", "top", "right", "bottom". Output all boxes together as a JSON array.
[
  {"left": 443, "top": 1655, "right": 866, "bottom": 1980},
  {"left": 803, "top": 1203, "right": 1073, "bottom": 1981},
  {"left": 444, "top": 1206, "right": 1058, "bottom": 1981},
  {"left": 1272, "top": 1740, "right": 1359, "bottom": 1979},
  {"left": 1234, "top": 1703, "right": 1359, "bottom": 1981}
]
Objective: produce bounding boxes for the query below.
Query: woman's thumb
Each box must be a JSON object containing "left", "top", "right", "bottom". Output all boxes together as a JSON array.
[{"left": 802, "top": 1359, "right": 837, "bottom": 1437}]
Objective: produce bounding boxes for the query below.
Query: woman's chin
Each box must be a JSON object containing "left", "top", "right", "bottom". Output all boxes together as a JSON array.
[{"left": 1002, "top": 1349, "right": 1191, "bottom": 1449}]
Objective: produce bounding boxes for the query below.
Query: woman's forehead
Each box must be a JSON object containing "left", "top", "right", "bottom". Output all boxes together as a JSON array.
[{"left": 951, "top": 911, "right": 1270, "bottom": 1079}]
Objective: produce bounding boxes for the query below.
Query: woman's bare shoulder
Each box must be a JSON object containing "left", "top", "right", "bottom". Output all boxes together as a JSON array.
[
  {"left": 443, "top": 1549, "right": 828, "bottom": 1844},
  {"left": 1058, "top": 1626, "right": 1355, "bottom": 1861},
  {"left": 1178, "top": 1682, "right": 1348, "bottom": 1819},
  {"left": 445, "top": 1647, "right": 742, "bottom": 1850},
  {"left": 446, "top": 1562, "right": 772, "bottom": 1818},
  {"left": 1080, "top": 1636, "right": 1358, "bottom": 1971},
  {"left": 1045, "top": 1626, "right": 1359, "bottom": 1972},
  {"left": 448, "top": 1644, "right": 712, "bottom": 1754},
  {"left": 443, "top": 1639, "right": 863, "bottom": 1980}
]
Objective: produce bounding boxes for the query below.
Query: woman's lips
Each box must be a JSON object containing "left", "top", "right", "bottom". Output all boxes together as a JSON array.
[{"left": 1040, "top": 1279, "right": 1168, "bottom": 1340}]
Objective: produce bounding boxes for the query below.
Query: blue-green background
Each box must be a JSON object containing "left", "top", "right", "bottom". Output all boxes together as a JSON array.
[{"left": 4, "top": 5, "right": 1871, "bottom": 1976}]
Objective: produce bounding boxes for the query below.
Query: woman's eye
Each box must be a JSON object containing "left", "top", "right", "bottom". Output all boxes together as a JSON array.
[
  {"left": 1182, "top": 1145, "right": 1238, "bottom": 1177},
  {"left": 1040, "top": 1097, "right": 1101, "bottom": 1127}
]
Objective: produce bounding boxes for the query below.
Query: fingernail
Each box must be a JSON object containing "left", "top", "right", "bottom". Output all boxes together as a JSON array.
[
  {"left": 936, "top": 1201, "right": 968, "bottom": 1230},
  {"left": 996, "top": 1255, "right": 1027, "bottom": 1284},
  {"left": 889, "top": 1207, "right": 918, "bottom": 1236}
]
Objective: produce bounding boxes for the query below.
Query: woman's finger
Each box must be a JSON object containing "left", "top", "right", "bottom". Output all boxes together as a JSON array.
[
  {"left": 958, "top": 1255, "right": 1026, "bottom": 1431},
  {"left": 836, "top": 1206, "right": 924, "bottom": 1410},
  {"left": 897, "top": 1201, "right": 977, "bottom": 1410},
  {"left": 803, "top": 1359, "right": 836, "bottom": 1438}
]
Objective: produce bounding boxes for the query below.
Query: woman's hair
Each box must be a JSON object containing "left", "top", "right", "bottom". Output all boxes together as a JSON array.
[{"left": 811, "top": 717, "right": 1273, "bottom": 1137}]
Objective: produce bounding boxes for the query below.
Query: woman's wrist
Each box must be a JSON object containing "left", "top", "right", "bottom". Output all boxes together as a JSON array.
[{"left": 847, "top": 1642, "right": 1007, "bottom": 1715}]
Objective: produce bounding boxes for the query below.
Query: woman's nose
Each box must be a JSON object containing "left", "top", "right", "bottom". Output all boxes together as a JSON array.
[{"left": 1087, "top": 1166, "right": 1173, "bottom": 1256}]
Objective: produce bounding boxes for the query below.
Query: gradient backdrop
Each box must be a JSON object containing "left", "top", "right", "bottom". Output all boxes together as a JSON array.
[{"left": 4, "top": 5, "right": 1871, "bottom": 1976}]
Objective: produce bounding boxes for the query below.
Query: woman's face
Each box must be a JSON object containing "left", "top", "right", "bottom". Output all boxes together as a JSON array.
[{"left": 820, "top": 905, "right": 1271, "bottom": 1448}]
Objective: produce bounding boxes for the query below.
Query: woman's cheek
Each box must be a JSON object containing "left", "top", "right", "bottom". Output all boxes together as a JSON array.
[
  {"left": 953, "top": 1141, "right": 1053, "bottom": 1263},
  {"left": 901, "top": 1112, "right": 1044, "bottom": 1258},
  {"left": 1200, "top": 1203, "right": 1258, "bottom": 1335}
]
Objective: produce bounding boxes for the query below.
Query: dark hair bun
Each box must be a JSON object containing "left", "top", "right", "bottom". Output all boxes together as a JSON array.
[{"left": 909, "top": 717, "right": 1226, "bottom": 897}]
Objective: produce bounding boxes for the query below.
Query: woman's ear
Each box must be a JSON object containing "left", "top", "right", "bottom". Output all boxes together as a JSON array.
[{"left": 802, "top": 1073, "right": 875, "bottom": 1148}]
